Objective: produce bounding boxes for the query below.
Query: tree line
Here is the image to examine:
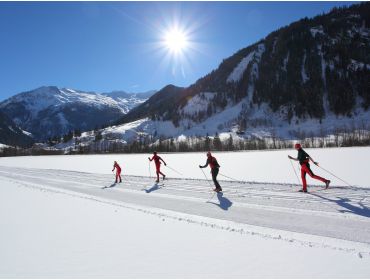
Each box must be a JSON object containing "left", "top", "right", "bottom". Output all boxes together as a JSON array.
[{"left": 4, "top": 128, "right": 369, "bottom": 157}]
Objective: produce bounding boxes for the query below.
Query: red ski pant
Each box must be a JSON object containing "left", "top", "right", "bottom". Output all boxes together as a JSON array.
[
  {"left": 115, "top": 170, "right": 122, "bottom": 182},
  {"left": 155, "top": 164, "right": 165, "bottom": 180},
  {"left": 301, "top": 163, "right": 326, "bottom": 191}
]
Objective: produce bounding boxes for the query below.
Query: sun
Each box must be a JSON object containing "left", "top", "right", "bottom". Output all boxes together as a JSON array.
[
  {"left": 163, "top": 28, "right": 188, "bottom": 54},
  {"left": 153, "top": 20, "right": 203, "bottom": 78}
]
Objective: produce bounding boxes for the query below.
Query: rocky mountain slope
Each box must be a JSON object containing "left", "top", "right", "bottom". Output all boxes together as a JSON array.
[
  {"left": 0, "top": 86, "right": 154, "bottom": 141},
  {"left": 114, "top": 3, "right": 369, "bottom": 142},
  {"left": 0, "top": 110, "right": 33, "bottom": 147}
]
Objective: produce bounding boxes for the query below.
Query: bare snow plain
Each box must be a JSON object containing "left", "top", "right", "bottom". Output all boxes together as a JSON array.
[{"left": 0, "top": 147, "right": 370, "bottom": 278}]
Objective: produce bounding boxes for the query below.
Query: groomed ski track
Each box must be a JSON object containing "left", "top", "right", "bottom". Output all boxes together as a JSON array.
[{"left": 1, "top": 166, "right": 369, "bottom": 256}]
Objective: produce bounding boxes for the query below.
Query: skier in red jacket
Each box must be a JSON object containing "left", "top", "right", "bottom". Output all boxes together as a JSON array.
[
  {"left": 199, "top": 151, "right": 222, "bottom": 192},
  {"left": 112, "top": 161, "right": 122, "bottom": 183},
  {"left": 288, "top": 143, "right": 330, "bottom": 192},
  {"left": 148, "top": 151, "right": 166, "bottom": 183}
]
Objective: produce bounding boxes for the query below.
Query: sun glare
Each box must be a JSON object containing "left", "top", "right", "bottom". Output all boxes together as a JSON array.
[
  {"left": 153, "top": 19, "right": 204, "bottom": 78},
  {"left": 164, "top": 28, "right": 188, "bottom": 53}
]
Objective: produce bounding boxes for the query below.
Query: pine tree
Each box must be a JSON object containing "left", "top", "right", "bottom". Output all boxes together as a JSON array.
[
  {"left": 204, "top": 134, "right": 211, "bottom": 151},
  {"left": 213, "top": 133, "right": 222, "bottom": 151}
]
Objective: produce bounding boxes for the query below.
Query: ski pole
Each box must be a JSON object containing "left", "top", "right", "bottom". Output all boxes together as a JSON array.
[
  {"left": 200, "top": 167, "right": 214, "bottom": 190},
  {"left": 200, "top": 167, "right": 216, "bottom": 201},
  {"left": 289, "top": 158, "right": 301, "bottom": 186},
  {"left": 148, "top": 161, "right": 152, "bottom": 178},
  {"left": 165, "top": 165, "right": 183, "bottom": 176},
  {"left": 219, "top": 173, "right": 244, "bottom": 183},
  {"left": 218, "top": 173, "right": 244, "bottom": 196},
  {"left": 200, "top": 168, "right": 212, "bottom": 187},
  {"left": 111, "top": 170, "right": 117, "bottom": 183},
  {"left": 316, "top": 165, "right": 353, "bottom": 187}
]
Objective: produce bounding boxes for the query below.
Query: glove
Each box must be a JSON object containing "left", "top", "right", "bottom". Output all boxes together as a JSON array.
[
  {"left": 164, "top": 163, "right": 167, "bottom": 166},
  {"left": 199, "top": 165, "right": 202, "bottom": 168},
  {"left": 314, "top": 161, "right": 319, "bottom": 166}
]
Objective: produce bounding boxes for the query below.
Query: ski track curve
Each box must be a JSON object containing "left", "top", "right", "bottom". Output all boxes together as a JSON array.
[{"left": 0, "top": 166, "right": 370, "bottom": 255}]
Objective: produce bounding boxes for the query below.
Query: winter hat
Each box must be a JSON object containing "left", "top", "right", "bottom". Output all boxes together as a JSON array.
[{"left": 294, "top": 143, "right": 301, "bottom": 149}]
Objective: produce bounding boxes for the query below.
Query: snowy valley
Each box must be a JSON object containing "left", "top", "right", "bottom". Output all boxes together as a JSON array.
[
  {"left": 1, "top": 3, "right": 370, "bottom": 277},
  {"left": 0, "top": 148, "right": 369, "bottom": 277}
]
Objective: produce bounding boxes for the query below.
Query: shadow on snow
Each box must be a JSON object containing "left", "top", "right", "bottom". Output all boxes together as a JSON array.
[
  {"left": 310, "top": 192, "right": 370, "bottom": 218},
  {"left": 102, "top": 182, "right": 117, "bottom": 189},
  {"left": 207, "top": 192, "right": 233, "bottom": 210},
  {"left": 143, "top": 183, "right": 162, "bottom": 193}
]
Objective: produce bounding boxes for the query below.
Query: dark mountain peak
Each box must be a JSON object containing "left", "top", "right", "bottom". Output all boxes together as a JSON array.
[
  {"left": 117, "top": 84, "right": 184, "bottom": 125},
  {"left": 162, "top": 84, "right": 182, "bottom": 91}
]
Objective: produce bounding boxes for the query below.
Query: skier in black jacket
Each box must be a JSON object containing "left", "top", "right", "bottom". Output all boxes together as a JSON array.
[
  {"left": 288, "top": 143, "right": 330, "bottom": 192},
  {"left": 199, "top": 151, "right": 222, "bottom": 192}
]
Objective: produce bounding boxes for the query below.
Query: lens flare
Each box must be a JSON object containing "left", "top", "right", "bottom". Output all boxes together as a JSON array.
[{"left": 164, "top": 28, "right": 188, "bottom": 54}]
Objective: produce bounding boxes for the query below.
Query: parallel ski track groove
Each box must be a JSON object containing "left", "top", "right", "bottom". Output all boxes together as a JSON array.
[
  {"left": 1, "top": 166, "right": 370, "bottom": 245},
  {"left": 1, "top": 166, "right": 369, "bottom": 213}
]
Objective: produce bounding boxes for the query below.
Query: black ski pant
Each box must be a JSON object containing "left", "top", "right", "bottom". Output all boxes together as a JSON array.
[{"left": 211, "top": 168, "right": 222, "bottom": 190}]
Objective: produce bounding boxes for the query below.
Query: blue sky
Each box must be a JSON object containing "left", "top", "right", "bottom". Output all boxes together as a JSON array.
[{"left": 0, "top": 1, "right": 357, "bottom": 100}]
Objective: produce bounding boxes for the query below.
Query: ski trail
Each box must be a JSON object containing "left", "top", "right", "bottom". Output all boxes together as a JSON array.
[
  {"left": 0, "top": 166, "right": 370, "bottom": 247},
  {"left": 1, "top": 171, "right": 370, "bottom": 260}
]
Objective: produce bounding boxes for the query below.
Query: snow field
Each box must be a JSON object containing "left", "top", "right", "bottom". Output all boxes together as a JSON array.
[
  {"left": 1, "top": 146, "right": 369, "bottom": 187},
  {"left": 1, "top": 179, "right": 369, "bottom": 278},
  {"left": 0, "top": 147, "right": 369, "bottom": 277}
]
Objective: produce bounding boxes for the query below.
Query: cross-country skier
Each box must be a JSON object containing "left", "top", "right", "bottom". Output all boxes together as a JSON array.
[
  {"left": 199, "top": 151, "right": 222, "bottom": 192},
  {"left": 288, "top": 143, "right": 330, "bottom": 192},
  {"left": 148, "top": 151, "right": 166, "bottom": 183},
  {"left": 112, "top": 161, "right": 122, "bottom": 183}
]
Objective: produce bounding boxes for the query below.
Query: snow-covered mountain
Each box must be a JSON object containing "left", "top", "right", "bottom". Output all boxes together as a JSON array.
[
  {"left": 101, "top": 90, "right": 156, "bottom": 113},
  {"left": 110, "top": 3, "right": 369, "bottom": 144},
  {"left": 0, "top": 86, "right": 154, "bottom": 141},
  {"left": 0, "top": 110, "right": 33, "bottom": 147}
]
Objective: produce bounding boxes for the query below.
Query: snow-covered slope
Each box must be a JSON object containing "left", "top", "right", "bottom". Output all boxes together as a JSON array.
[
  {"left": 0, "top": 149, "right": 369, "bottom": 277},
  {"left": 0, "top": 87, "right": 154, "bottom": 140},
  {"left": 114, "top": 3, "right": 370, "bottom": 144},
  {"left": 71, "top": 100, "right": 370, "bottom": 148},
  {"left": 102, "top": 90, "right": 156, "bottom": 113}
]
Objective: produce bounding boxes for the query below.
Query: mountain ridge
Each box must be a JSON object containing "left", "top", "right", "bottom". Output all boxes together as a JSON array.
[
  {"left": 112, "top": 2, "right": 369, "bottom": 143},
  {"left": 0, "top": 86, "right": 155, "bottom": 141}
]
